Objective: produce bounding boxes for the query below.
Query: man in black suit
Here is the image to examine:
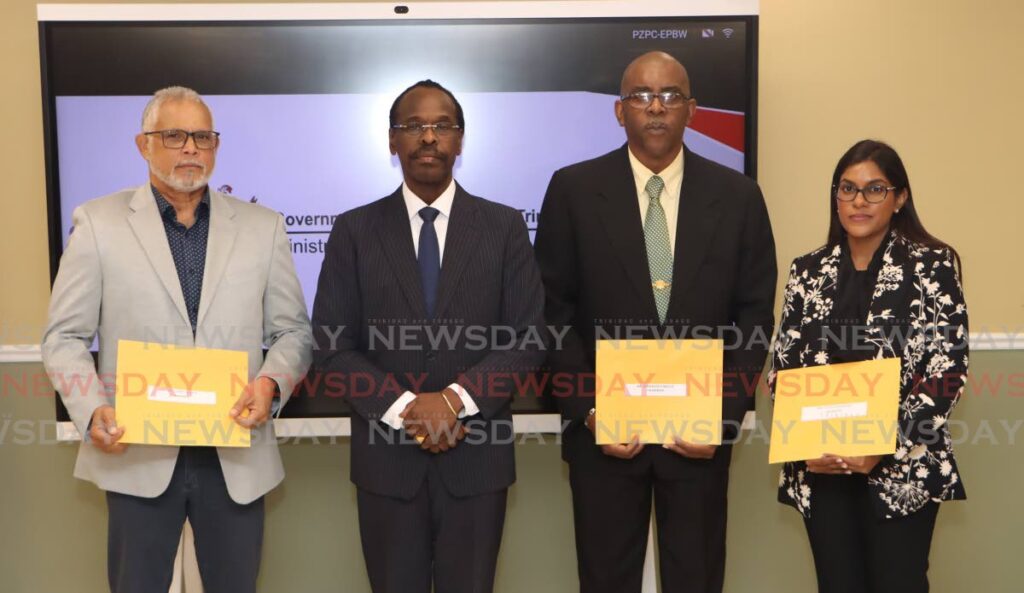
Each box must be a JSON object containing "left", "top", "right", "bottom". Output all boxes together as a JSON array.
[
  {"left": 534, "top": 52, "right": 777, "bottom": 593},
  {"left": 311, "top": 80, "right": 545, "bottom": 593}
]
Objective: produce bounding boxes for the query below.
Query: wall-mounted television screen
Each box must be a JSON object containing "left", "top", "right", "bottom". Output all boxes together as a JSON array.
[{"left": 39, "top": 2, "right": 759, "bottom": 418}]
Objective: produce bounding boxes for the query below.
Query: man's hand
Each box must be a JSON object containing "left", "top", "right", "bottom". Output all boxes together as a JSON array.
[
  {"left": 419, "top": 423, "right": 469, "bottom": 454},
  {"left": 586, "top": 410, "right": 644, "bottom": 460},
  {"left": 662, "top": 437, "right": 717, "bottom": 460},
  {"left": 401, "top": 389, "right": 465, "bottom": 453},
  {"left": 229, "top": 376, "right": 278, "bottom": 428},
  {"left": 805, "top": 453, "right": 881, "bottom": 475},
  {"left": 89, "top": 405, "right": 127, "bottom": 454}
]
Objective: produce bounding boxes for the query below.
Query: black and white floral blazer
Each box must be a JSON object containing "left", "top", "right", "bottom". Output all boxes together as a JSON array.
[{"left": 767, "top": 232, "right": 968, "bottom": 519}]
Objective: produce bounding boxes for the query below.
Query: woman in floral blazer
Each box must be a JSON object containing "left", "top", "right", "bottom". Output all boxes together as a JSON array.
[{"left": 767, "top": 140, "right": 968, "bottom": 593}]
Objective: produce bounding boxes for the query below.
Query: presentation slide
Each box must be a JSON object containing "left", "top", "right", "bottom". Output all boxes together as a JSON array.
[{"left": 57, "top": 92, "right": 744, "bottom": 311}]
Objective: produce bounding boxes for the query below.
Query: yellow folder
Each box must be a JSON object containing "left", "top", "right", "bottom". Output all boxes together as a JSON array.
[
  {"left": 115, "top": 340, "right": 250, "bottom": 447},
  {"left": 768, "top": 357, "right": 901, "bottom": 464},
  {"left": 594, "top": 339, "right": 723, "bottom": 445}
]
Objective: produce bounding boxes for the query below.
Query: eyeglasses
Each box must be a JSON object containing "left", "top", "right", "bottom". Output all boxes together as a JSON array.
[
  {"left": 143, "top": 129, "right": 221, "bottom": 150},
  {"left": 620, "top": 91, "right": 692, "bottom": 109},
  {"left": 833, "top": 182, "right": 897, "bottom": 204},
  {"left": 391, "top": 122, "right": 462, "bottom": 137}
]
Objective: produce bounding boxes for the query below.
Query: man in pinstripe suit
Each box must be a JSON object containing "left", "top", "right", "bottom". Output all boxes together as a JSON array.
[{"left": 311, "top": 80, "right": 545, "bottom": 593}]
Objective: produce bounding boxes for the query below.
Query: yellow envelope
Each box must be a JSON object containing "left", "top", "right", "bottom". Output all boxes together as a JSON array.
[
  {"left": 595, "top": 339, "right": 723, "bottom": 445},
  {"left": 115, "top": 340, "right": 250, "bottom": 447},
  {"left": 769, "top": 358, "right": 901, "bottom": 464}
]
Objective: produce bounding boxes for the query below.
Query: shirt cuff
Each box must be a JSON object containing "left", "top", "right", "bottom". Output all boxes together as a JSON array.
[
  {"left": 447, "top": 383, "right": 479, "bottom": 418},
  {"left": 259, "top": 375, "right": 284, "bottom": 417},
  {"left": 381, "top": 391, "right": 417, "bottom": 430}
]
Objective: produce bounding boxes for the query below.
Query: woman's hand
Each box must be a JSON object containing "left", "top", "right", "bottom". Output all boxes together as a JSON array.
[
  {"left": 805, "top": 454, "right": 883, "bottom": 475},
  {"left": 838, "top": 455, "right": 882, "bottom": 474},
  {"left": 805, "top": 454, "right": 850, "bottom": 474}
]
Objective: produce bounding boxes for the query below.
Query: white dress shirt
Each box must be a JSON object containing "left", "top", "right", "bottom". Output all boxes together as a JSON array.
[
  {"left": 628, "top": 147, "right": 685, "bottom": 253},
  {"left": 380, "top": 180, "right": 480, "bottom": 430}
]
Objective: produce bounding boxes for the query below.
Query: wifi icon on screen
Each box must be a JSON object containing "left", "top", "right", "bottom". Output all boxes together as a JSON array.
[{"left": 722, "top": 27, "right": 735, "bottom": 39}]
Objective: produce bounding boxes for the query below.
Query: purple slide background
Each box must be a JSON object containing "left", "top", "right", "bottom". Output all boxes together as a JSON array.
[{"left": 56, "top": 93, "right": 744, "bottom": 311}]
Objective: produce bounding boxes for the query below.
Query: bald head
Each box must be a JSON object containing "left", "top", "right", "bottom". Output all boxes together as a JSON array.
[
  {"left": 620, "top": 51, "right": 691, "bottom": 97},
  {"left": 614, "top": 51, "right": 696, "bottom": 173}
]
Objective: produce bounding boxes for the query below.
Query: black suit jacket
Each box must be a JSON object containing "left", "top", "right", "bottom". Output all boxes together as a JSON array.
[
  {"left": 535, "top": 145, "right": 777, "bottom": 473},
  {"left": 311, "top": 184, "right": 545, "bottom": 499}
]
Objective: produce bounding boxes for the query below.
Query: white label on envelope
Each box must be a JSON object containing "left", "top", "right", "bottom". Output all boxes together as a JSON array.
[
  {"left": 625, "top": 383, "right": 688, "bottom": 397},
  {"left": 801, "top": 401, "right": 868, "bottom": 422},
  {"left": 147, "top": 385, "right": 217, "bottom": 406}
]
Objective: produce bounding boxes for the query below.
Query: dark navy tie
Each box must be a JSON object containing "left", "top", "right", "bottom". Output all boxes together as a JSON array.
[{"left": 418, "top": 207, "right": 441, "bottom": 318}]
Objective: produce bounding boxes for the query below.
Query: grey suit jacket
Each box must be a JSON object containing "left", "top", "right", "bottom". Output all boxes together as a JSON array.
[{"left": 42, "top": 184, "right": 312, "bottom": 504}]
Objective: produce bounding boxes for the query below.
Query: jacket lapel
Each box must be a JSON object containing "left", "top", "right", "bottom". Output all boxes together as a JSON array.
[
  {"left": 594, "top": 146, "right": 659, "bottom": 319},
  {"left": 378, "top": 188, "right": 429, "bottom": 319},
  {"left": 862, "top": 234, "right": 911, "bottom": 360},
  {"left": 434, "top": 185, "right": 480, "bottom": 319},
  {"left": 797, "top": 245, "right": 842, "bottom": 365},
  {"left": 196, "top": 192, "right": 238, "bottom": 329},
  {"left": 126, "top": 185, "right": 191, "bottom": 327},
  {"left": 665, "top": 148, "right": 723, "bottom": 318}
]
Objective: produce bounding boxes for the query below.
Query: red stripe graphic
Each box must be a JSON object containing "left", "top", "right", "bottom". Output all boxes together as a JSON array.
[{"left": 688, "top": 108, "right": 745, "bottom": 152}]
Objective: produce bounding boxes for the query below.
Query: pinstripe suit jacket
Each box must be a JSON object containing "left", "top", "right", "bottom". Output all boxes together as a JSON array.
[{"left": 311, "top": 184, "right": 545, "bottom": 499}]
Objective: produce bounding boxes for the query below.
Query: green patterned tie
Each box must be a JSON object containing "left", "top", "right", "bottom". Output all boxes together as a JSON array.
[{"left": 644, "top": 175, "right": 672, "bottom": 323}]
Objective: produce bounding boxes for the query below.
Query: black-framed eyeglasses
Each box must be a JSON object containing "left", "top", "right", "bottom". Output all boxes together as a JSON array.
[
  {"left": 620, "top": 91, "right": 692, "bottom": 109},
  {"left": 391, "top": 122, "right": 462, "bottom": 137},
  {"left": 833, "top": 182, "right": 897, "bottom": 204},
  {"left": 143, "top": 129, "right": 220, "bottom": 150}
]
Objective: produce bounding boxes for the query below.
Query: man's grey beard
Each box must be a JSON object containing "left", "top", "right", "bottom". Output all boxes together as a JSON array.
[{"left": 151, "top": 163, "right": 211, "bottom": 193}]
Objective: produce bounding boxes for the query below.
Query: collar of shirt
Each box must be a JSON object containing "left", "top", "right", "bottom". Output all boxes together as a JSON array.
[
  {"left": 627, "top": 146, "right": 684, "bottom": 202},
  {"left": 402, "top": 179, "right": 456, "bottom": 260},
  {"left": 628, "top": 147, "right": 685, "bottom": 252},
  {"left": 402, "top": 179, "right": 456, "bottom": 222},
  {"left": 151, "top": 185, "right": 211, "bottom": 224}
]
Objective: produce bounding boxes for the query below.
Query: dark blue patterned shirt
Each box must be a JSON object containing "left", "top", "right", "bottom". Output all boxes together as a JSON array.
[{"left": 152, "top": 186, "right": 210, "bottom": 334}]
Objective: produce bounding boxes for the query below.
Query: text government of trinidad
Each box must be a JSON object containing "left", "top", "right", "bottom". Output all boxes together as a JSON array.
[
  {"left": 282, "top": 209, "right": 541, "bottom": 254},
  {"left": 282, "top": 211, "right": 336, "bottom": 255}
]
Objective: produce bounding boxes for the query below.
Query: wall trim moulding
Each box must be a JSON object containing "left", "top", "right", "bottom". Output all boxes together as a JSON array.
[{"left": 4, "top": 333, "right": 1023, "bottom": 365}]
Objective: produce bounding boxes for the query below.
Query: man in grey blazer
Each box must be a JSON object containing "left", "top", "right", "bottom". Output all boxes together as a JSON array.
[
  {"left": 311, "top": 80, "right": 545, "bottom": 593},
  {"left": 42, "top": 86, "right": 312, "bottom": 593}
]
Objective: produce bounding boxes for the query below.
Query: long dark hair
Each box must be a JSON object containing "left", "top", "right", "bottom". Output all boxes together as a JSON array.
[{"left": 827, "top": 139, "right": 962, "bottom": 277}]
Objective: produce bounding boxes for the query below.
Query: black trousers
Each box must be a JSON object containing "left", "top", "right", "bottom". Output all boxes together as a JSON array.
[
  {"left": 357, "top": 460, "right": 508, "bottom": 593},
  {"left": 803, "top": 474, "right": 939, "bottom": 593},
  {"left": 105, "top": 447, "right": 264, "bottom": 593},
  {"left": 568, "top": 461, "right": 729, "bottom": 593}
]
